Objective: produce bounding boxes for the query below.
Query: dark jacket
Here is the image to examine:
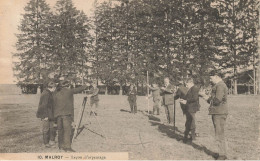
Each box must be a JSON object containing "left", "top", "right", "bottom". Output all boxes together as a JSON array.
[
  {"left": 53, "top": 85, "right": 87, "bottom": 121},
  {"left": 161, "top": 84, "right": 174, "bottom": 105},
  {"left": 36, "top": 89, "right": 54, "bottom": 120},
  {"left": 89, "top": 87, "right": 99, "bottom": 103},
  {"left": 128, "top": 88, "right": 137, "bottom": 102},
  {"left": 149, "top": 86, "right": 161, "bottom": 102},
  {"left": 184, "top": 85, "right": 200, "bottom": 113},
  {"left": 174, "top": 85, "right": 189, "bottom": 114},
  {"left": 207, "top": 81, "right": 228, "bottom": 115}
]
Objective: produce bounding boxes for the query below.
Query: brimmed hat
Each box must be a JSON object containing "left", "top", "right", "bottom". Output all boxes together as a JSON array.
[
  {"left": 209, "top": 70, "right": 224, "bottom": 78},
  {"left": 47, "top": 81, "right": 56, "bottom": 88},
  {"left": 60, "top": 80, "right": 70, "bottom": 87}
]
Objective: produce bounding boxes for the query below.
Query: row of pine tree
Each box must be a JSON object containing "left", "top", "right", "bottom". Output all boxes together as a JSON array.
[{"left": 13, "top": 0, "right": 258, "bottom": 94}]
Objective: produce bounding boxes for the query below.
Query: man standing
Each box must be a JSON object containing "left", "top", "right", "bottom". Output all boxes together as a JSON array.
[
  {"left": 53, "top": 80, "right": 87, "bottom": 152},
  {"left": 179, "top": 78, "right": 200, "bottom": 142},
  {"left": 200, "top": 72, "right": 228, "bottom": 160},
  {"left": 147, "top": 82, "right": 161, "bottom": 115},
  {"left": 36, "top": 82, "right": 57, "bottom": 148},
  {"left": 87, "top": 82, "right": 99, "bottom": 116},
  {"left": 161, "top": 77, "right": 175, "bottom": 125},
  {"left": 127, "top": 84, "right": 137, "bottom": 114},
  {"left": 174, "top": 81, "right": 189, "bottom": 115}
]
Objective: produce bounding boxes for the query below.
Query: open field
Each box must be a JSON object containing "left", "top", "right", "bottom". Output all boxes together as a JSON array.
[{"left": 0, "top": 94, "right": 259, "bottom": 160}]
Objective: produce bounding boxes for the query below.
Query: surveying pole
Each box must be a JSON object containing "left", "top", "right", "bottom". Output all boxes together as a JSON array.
[{"left": 147, "top": 71, "right": 150, "bottom": 114}]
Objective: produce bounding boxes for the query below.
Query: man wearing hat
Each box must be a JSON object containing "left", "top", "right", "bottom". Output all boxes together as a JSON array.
[
  {"left": 161, "top": 77, "right": 175, "bottom": 125},
  {"left": 200, "top": 71, "right": 228, "bottom": 160},
  {"left": 174, "top": 80, "right": 189, "bottom": 115},
  {"left": 53, "top": 80, "right": 87, "bottom": 152},
  {"left": 179, "top": 77, "right": 200, "bottom": 142},
  {"left": 36, "top": 81, "right": 57, "bottom": 148}
]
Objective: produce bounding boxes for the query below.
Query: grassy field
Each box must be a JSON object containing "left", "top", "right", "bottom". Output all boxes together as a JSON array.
[{"left": 0, "top": 94, "right": 259, "bottom": 160}]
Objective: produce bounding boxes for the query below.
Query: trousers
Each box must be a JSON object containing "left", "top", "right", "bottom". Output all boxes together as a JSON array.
[
  {"left": 164, "top": 104, "right": 174, "bottom": 124},
  {"left": 153, "top": 100, "right": 160, "bottom": 115},
  {"left": 128, "top": 97, "right": 137, "bottom": 113},
  {"left": 57, "top": 115, "right": 74, "bottom": 149},
  {"left": 212, "top": 114, "right": 227, "bottom": 156},
  {"left": 42, "top": 120, "right": 56, "bottom": 145},
  {"left": 184, "top": 112, "right": 196, "bottom": 139}
]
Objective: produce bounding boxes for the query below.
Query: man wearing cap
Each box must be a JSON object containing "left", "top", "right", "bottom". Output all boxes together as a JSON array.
[
  {"left": 36, "top": 81, "right": 57, "bottom": 148},
  {"left": 200, "top": 71, "right": 228, "bottom": 160},
  {"left": 53, "top": 80, "right": 87, "bottom": 152},
  {"left": 161, "top": 77, "right": 175, "bottom": 125},
  {"left": 179, "top": 78, "right": 200, "bottom": 142},
  {"left": 174, "top": 80, "right": 189, "bottom": 115}
]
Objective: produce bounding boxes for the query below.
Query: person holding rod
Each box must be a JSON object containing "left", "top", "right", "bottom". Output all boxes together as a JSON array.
[
  {"left": 179, "top": 78, "right": 200, "bottom": 143},
  {"left": 161, "top": 77, "right": 175, "bottom": 125},
  {"left": 199, "top": 71, "right": 228, "bottom": 160}
]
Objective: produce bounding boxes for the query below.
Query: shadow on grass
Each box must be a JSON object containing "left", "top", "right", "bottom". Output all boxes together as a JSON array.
[
  {"left": 120, "top": 109, "right": 131, "bottom": 113},
  {"left": 149, "top": 121, "right": 218, "bottom": 159}
]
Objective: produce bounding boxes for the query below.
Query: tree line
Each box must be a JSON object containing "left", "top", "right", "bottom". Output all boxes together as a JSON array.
[{"left": 13, "top": 0, "right": 259, "bottom": 94}]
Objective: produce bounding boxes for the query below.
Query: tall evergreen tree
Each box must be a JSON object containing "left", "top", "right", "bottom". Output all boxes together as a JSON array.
[
  {"left": 13, "top": 0, "right": 52, "bottom": 85},
  {"left": 50, "top": 0, "right": 93, "bottom": 84}
]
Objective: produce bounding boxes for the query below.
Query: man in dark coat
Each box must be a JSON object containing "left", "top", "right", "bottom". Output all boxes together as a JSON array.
[
  {"left": 127, "top": 84, "right": 137, "bottom": 113},
  {"left": 36, "top": 81, "right": 57, "bottom": 148},
  {"left": 161, "top": 77, "right": 175, "bottom": 125},
  {"left": 200, "top": 72, "right": 228, "bottom": 160},
  {"left": 53, "top": 80, "right": 87, "bottom": 152},
  {"left": 180, "top": 78, "right": 200, "bottom": 142},
  {"left": 174, "top": 81, "right": 189, "bottom": 115}
]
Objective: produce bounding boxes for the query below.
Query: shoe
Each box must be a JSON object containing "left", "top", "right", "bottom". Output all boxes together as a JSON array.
[
  {"left": 94, "top": 112, "right": 97, "bottom": 116},
  {"left": 44, "top": 144, "right": 51, "bottom": 148},
  {"left": 217, "top": 155, "right": 227, "bottom": 160},
  {"left": 90, "top": 111, "right": 93, "bottom": 116},
  {"left": 63, "top": 148, "right": 76, "bottom": 152},
  {"left": 183, "top": 138, "right": 191, "bottom": 144}
]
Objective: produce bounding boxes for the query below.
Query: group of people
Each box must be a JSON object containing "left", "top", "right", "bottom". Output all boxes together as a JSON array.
[
  {"left": 37, "top": 71, "right": 228, "bottom": 159},
  {"left": 127, "top": 72, "right": 228, "bottom": 160},
  {"left": 36, "top": 80, "right": 99, "bottom": 152}
]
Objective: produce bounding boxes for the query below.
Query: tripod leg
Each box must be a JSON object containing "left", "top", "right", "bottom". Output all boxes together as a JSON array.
[
  {"left": 73, "top": 97, "right": 87, "bottom": 141},
  {"left": 92, "top": 112, "right": 107, "bottom": 140}
]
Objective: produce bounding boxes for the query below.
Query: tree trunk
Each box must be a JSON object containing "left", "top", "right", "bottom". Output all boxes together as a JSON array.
[
  {"left": 119, "top": 84, "right": 123, "bottom": 95},
  {"left": 105, "top": 86, "right": 108, "bottom": 95}
]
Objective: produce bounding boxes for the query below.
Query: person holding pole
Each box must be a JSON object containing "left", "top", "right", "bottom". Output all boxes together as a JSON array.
[
  {"left": 127, "top": 84, "right": 137, "bottom": 114},
  {"left": 53, "top": 80, "right": 87, "bottom": 152},
  {"left": 179, "top": 77, "right": 200, "bottom": 143},
  {"left": 199, "top": 71, "right": 228, "bottom": 160},
  {"left": 161, "top": 77, "right": 175, "bottom": 125},
  {"left": 147, "top": 82, "right": 161, "bottom": 115}
]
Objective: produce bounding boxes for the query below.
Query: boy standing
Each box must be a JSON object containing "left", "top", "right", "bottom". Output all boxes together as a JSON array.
[
  {"left": 36, "top": 82, "right": 57, "bottom": 148},
  {"left": 87, "top": 83, "right": 99, "bottom": 116},
  {"left": 128, "top": 84, "right": 137, "bottom": 113},
  {"left": 147, "top": 82, "right": 161, "bottom": 115}
]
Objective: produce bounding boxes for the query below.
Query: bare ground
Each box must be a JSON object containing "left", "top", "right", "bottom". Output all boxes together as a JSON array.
[{"left": 0, "top": 94, "right": 259, "bottom": 160}]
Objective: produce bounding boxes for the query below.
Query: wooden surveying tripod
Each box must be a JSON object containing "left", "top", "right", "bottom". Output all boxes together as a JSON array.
[{"left": 73, "top": 96, "right": 106, "bottom": 141}]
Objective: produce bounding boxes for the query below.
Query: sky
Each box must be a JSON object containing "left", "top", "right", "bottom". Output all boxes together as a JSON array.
[{"left": 0, "top": 0, "right": 104, "bottom": 84}]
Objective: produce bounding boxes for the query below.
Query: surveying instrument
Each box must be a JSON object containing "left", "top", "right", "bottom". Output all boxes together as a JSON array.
[{"left": 73, "top": 96, "right": 106, "bottom": 141}]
